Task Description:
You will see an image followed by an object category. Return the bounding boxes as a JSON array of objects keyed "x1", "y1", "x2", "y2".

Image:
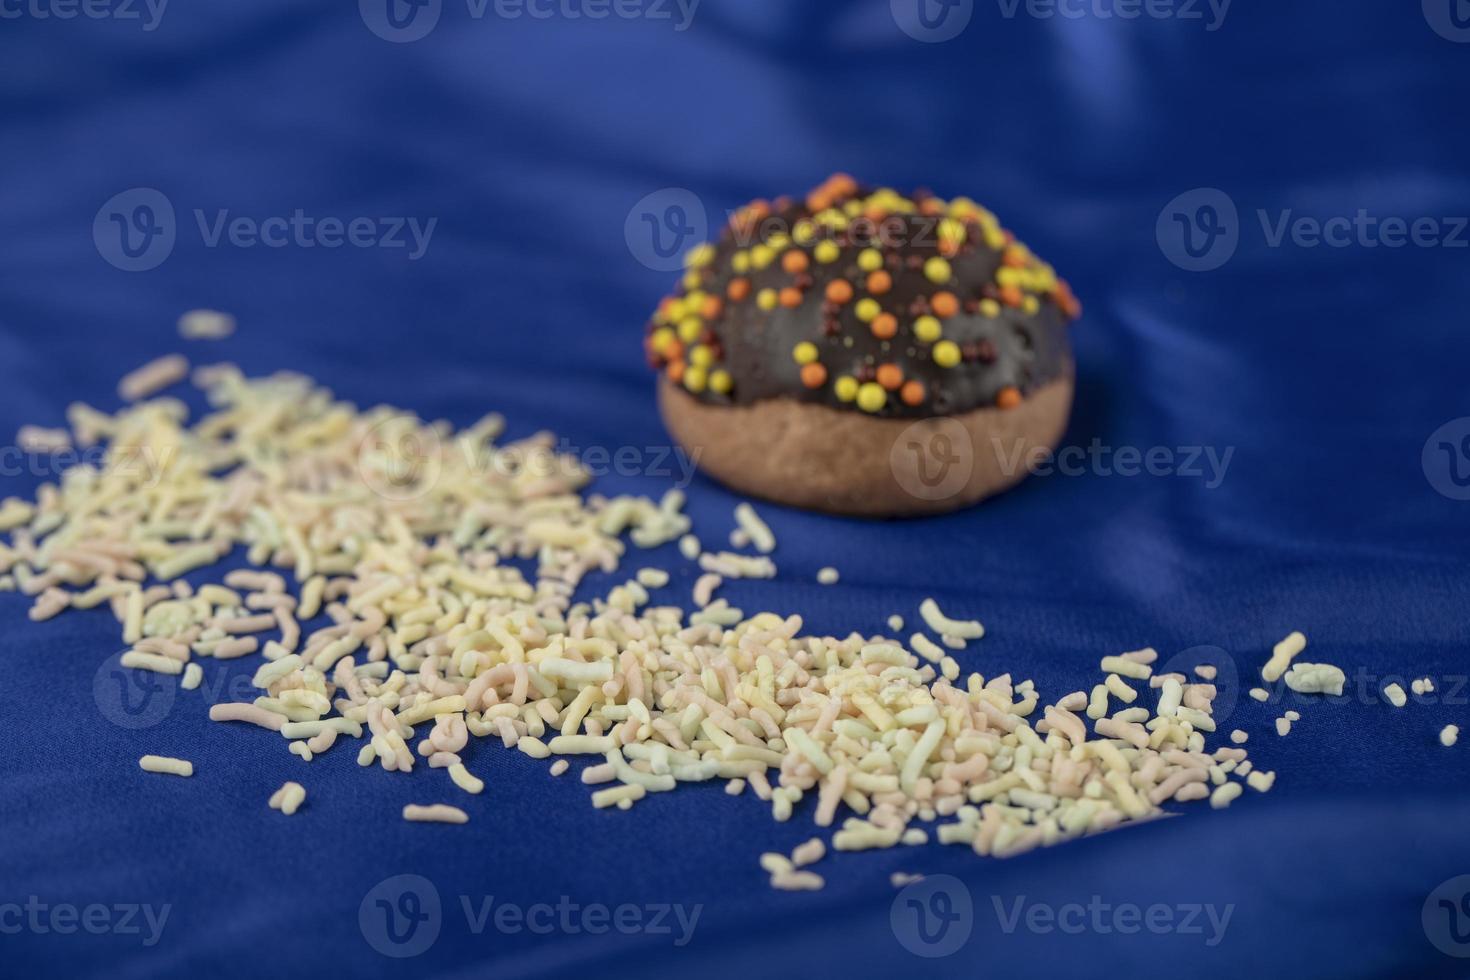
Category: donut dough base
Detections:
[{"x1": 659, "y1": 368, "x2": 1074, "y2": 517}]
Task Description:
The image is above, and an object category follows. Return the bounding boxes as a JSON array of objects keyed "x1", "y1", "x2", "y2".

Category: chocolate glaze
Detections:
[{"x1": 647, "y1": 182, "x2": 1079, "y2": 419}]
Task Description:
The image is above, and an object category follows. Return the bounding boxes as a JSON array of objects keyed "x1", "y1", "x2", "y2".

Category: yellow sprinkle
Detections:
[
  {"x1": 856, "y1": 382, "x2": 887, "y2": 413},
  {"x1": 665, "y1": 298, "x2": 686, "y2": 322},
  {"x1": 843, "y1": 200, "x2": 864, "y2": 217},
  {"x1": 933, "y1": 341, "x2": 961, "y2": 368},
  {"x1": 913, "y1": 315, "x2": 942, "y2": 343},
  {"x1": 834, "y1": 376, "x2": 859, "y2": 402},
  {"x1": 756, "y1": 289, "x2": 779, "y2": 311},
  {"x1": 979, "y1": 298, "x2": 1001, "y2": 317},
  {"x1": 793, "y1": 221, "x2": 817, "y2": 244},
  {"x1": 684, "y1": 243, "x2": 715, "y2": 269},
  {"x1": 751, "y1": 244, "x2": 776, "y2": 269},
  {"x1": 858, "y1": 249, "x2": 883, "y2": 272},
  {"x1": 682, "y1": 270, "x2": 701, "y2": 291},
  {"x1": 677, "y1": 317, "x2": 704, "y2": 343},
  {"x1": 731, "y1": 251, "x2": 750, "y2": 274},
  {"x1": 1022, "y1": 295, "x2": 1040, "y2": 314},
  {"x1": 984, "y1": 226, "x2": 1006, "y2": 250},
  {"x1": 689, "y1": 345, "x2": 714, "y2": 368},
  {"x1": 793, "y1": 342, "x2": 819, "y2": 365},
  {"x1": 684, "y1": 366, "x2": 708, "y2": 393},
  {"x1": 938, "y1": 218, "x2": 966, "y2": 248},
  {"x1": 766, "y1": 234, "x2": 790, "y2": 252},
  {"x1": 649, "y1": 328, "x2": 675, "y2": 354},
  {"x1": 924, "y1": 257, "x2": 952, "y2": 283},
  {"x1": 814, "y1": 240, "x2": 840, "y2": 264},
  {"x1": 855, "y1": 298, "x2": 880, "y2": 323},
  {"x1": 709, "y1": 369, "x2": 733, "y2": 394}
]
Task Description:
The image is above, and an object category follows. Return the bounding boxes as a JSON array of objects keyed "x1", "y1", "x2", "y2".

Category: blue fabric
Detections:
[{"x1": 3, "y1": 2, "x2": 1470, "y2": 977}]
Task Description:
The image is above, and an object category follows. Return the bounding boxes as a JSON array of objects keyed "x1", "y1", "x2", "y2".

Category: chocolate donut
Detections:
[{"x1": 646, "y1": 175, "x2": 1081, "y2": 516}]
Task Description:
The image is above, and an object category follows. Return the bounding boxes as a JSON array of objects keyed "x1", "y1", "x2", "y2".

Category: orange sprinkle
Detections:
[
  {"x1": 900, "y1": 380, "x2": 926, "y2": 406},
  {"x1": 864, "y1": 205, "x2": 889, "y2": 223},
  {"x1": 919, "y1": 198, "x2": 945, "y2": 216},
  {"x1": 727, "y1": 278, "x2": 751, "y2": 302},
  {"x1": 1000, "y1": 284, "x2": 1024, "y2": 307},
  {"x1": 800, "y1": 362, "x2": 828, "y2": 389},
  {"x1": 779, "y1": 287, "x2": 804, "y2": 309},
  {"x1": 1054, "y1": 279, "x2": 1082, "y2": 319},
  {"x1": 807, "y1": 191, "x2": 832, "y2": 213},
  {"x1": 871, "y1": 313, "x2": 897, "y2": 340},
  {"x1": 782, "y1": 250, "x2": 810, "y2": 274},
  {"x1": 996, "y1": 386, "x2": 1022, "y2": 410},
  {"x1": 658, "y1": 296, "x2": 679, "y2": 319},
  {"x1": 866, "y1": 270, "x2": 892, "y2": 295},
  {"x1": 931, "y1": 292, "x2": 959, "y2": 318},
  {"x1": 700, "y1": 296, "x2": 723, "y2": 320},
  {"x1": 826, "y1": 173, "x2": 857, "y2": 198},
  {"x1": 663, "y1": 339, "x2": 684, "y2": 362},
  {"x1": 667, "y1": 360, "x2": 686, "y2": 384},
  {"x1": 938, "y1": 238, "x2": 961, "y2": 257},
  {"x1": 825, "y1": 279, "x2": 854, "y2": 304},
  {"x1": 876, "y1": 363, "x2": 903, "y2": 391},
  {"x1": 1002, "y1": 247, "x2": 1028, "y2": 268}
]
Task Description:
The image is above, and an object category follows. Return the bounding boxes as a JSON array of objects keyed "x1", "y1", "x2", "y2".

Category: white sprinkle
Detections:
[
  {"x1": 1210, "y1": 782, "x2": 1242, "y2": 809},
  {"x1": 178, "y1": 309, "x2": 236, "y2": 340},
  {"x1": 1276, "y1": 718, "x2": 1292, "y2": 737},
  {"x1": 118, "y1": 354, "x2": 189, "y2": 401},
  {"x1": 887, "y1": 615, "x2": 904, "y2": 632},
  {"x1": 678, "y1": 534, "x2": 701, "y2": 561},
  {"x1": 1245, "y1": 770, "x2": 1276, "y2": 793},
  {"x1": 734, "y1": 503, "x2": 776, "y2": 554},
  {"x1": 16, "y1": 425, "x2": 71, "y2": 453},
  {"x1": 918, "y1": 598, "x2": 983, "y2": 641},
  {"x1": 1283, "y1": 663, "x2": 1345, "y2": 696},
  {"x1": 1249, "y1": 688, "x2": 1270, "y2": 702},
  {"x1": 448, "y1": 763, "x2": 484, "y2": 795},
  {"x1": 1383, "y1": 683, "x2": 1407, "y2": 708},
  {"x1": 403, "y1": 804, "x2": 468, "y2": 824},
  {"x1": 635, "y1": 568, "x2": 669, "y2": 589},
  {"x1": 1230, "y1": 729, "x2": 1248, "y2": 745},
  {"x1": 181, "y1": 663, "x2": 202, "y2": 690},
  {"x1": 268, "y1": 781, "x2": 306, "y2": 815},
  {"x1": 139, "y1": 755, "x2": 193, "y2": 777},
  {"x1": 816, "y1": 567, "x2": 839, "y2": 585},
  {"x1": 1262, "y1": 631, "x2": 1306, "y2": 683},
  {"x1": 1441, "y1": 725, "x2": 1459, "y2": 747}
]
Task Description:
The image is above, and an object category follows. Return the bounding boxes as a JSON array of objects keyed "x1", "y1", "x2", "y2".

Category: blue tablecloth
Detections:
[{"x1": 2, "y1": 2, "x2": 1469, "y2": 977}]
